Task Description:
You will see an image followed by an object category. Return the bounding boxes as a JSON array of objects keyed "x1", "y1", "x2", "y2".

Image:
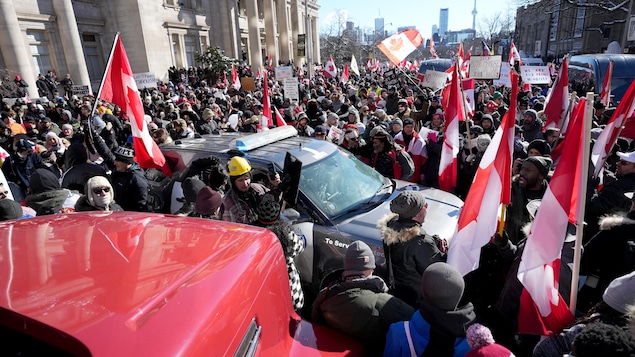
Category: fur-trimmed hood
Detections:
[
  {"x1": 599, "y1": 214, "x2": 635, "y2": 231},
  {"x1": 378, "y1": 213, "x2": 425, "y2": 245}
]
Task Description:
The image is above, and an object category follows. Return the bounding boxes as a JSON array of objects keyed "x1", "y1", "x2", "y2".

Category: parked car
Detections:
[
  {"x1": 0, "y1": 212, "x2": 363, "y2": 356},
  {"x1": 158, "y1": 126, "x2": 464, "y2": 295},
  {"x1": 569, "y1": 54, "x2": 635, "y2": 103}
]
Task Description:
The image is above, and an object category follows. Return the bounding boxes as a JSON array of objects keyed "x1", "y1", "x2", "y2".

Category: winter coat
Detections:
[
  {"x1": 578, "y1": 212, "x2": 635, "y2": 312},
  {"x1": 521, "y1": 119, "x2": 544, "y2": 142},
  {"x1": 369, "y1": 143, "x2": 414, "y2": 181},
  {"x1": 220, "y1": 183, "x2": 268, "y2": 224},
  {"x1": 584, "y1": 172, "x2": 635, "y2": 239},
  {"x1": 312, "y1": 275, "x2": 415, "y2": 355},
  {"x1": 505, "y1": 179, "x2": 548, "y2": 244},
  {"x1": 384, "y1": 303, "x2": 475, "y2": 357},
  {"x1": 379, "y1": 213, "x2": 446, "y2": 308},
  {"x1": 112, "y1": 163, "x2": 148, "y2": 212},
  {"x1": 2, "y1": 153, "x2": 44, "y2": 194},
  {"x1": 74, "y1": 195, "x2": 123, "y2": 212},
  {"x1": 61, "y1": 143, "x2": 108, "y2": 194},
  {"x1": 195, "y1": 118, "x2": 217, "y2": 135},
  {"x1": 25, "y1": 189, "x2": 69, "y2": 215}
]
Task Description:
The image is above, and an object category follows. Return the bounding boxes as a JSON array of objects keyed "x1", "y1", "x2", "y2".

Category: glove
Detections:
[
  {"x1": 435, "y1": 236, "x2": 448, "y2": 253},
  {"x1": 466, "y1": 154, "x2": 475, "y2": 163},
  {"x1": 493, "y1": 231, "x2": 510, "y2": 247}
]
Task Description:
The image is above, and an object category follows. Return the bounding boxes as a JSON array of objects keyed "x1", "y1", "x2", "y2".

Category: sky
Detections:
[{"x1": 318, "y1": 0, "x2": 517, "y2": 39}]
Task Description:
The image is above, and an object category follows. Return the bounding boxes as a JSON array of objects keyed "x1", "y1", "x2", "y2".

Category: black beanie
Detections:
[
  {"x1": 525, "y1": 156, "x2": 552, "y2": 177},
  {"x1": 527, "y1": 139, "x2": 551, "y2": 156},
  {"x1": 28, "y1": 168, "x2": 61, "y2": 195},
  {"x1": 0, "y1": 199, "x2": 23, "y2": 221}
]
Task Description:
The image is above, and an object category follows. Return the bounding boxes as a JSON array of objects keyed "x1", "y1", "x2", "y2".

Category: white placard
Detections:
[
  {"x1": 469, "y1": 55, "x2": 502, "y2": 79},
  {"x1": 275, "y1": 66, "x2": 293, "y2": 81},
  {"x1": 328, "y1": 125, "x2": 343, "y2": 144},
  {"x1": 494, "y1": 62, "x2": 512, "y2": 88},
  {"x1": 133, "y1": 72, "x2": 158, "y2": 89},
  {"x1": 520, "y1": 66, "x2": 551, "y2": 84},
  {"x1": 283, "y1": 77, "x2": 299, "y2": 102},
  {"x1": 422, "y1": 70, "x2": 450, "y2": 91}
]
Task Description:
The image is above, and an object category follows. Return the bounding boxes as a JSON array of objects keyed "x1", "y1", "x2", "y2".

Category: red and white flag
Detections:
[
  {"x1": 377, "y1": 29, "x2": 423, "y2": 65},
  {"x1": 100, "y1": 34, "x2": 169, "y2": 176},
  {"x1": 462, "y1": 78, "x2": 475, "y2": 118},
  {"x1": 600, "y1": 60, "x2": 613, "y2": 106},
  {"x1": 267, "y1": 54, "x2": 273, "y2": 68},
  {"x1": 223, "y1": 71, "x2": 229, "y2": 88},
  {"x1": 517, "y1": 100, "x2": 585, "y2": 336},
  {"x1": 262, "y1": 71, "x2": 273, "y2": 128},
  {"x1": 448, "y1": 73, "x2": 518, "y2": 275},
  {"x1": 509, "y1": 41, "x2": 523, "y2": 67},
  {"x1": 341, "y1": 64, "x2": 350, "y2": 83},
  {"x1": 621, "y1": 114, "x2": 635, "y2": 139},
  {"x1": 438, "y1": 64, "x2": 464, "y2": 192},
  {"x1": 232, "y1": 64, "x2": 241, "y2": 90},
  {"x1": 430, "y1": 38, "x2": 439, "y2": 59},
  {"x1": 274, "y1": 106, "x2": 287, "y2": 127},
  {"x1": 323, "y1": 56, "x2": 337, "y2": 79},
  {"x1": 591, "y1": 76, "x2": 635, "y2": 176},
  {"x1": 544, "y1": 57, "x2": 570, "y2": 131}
]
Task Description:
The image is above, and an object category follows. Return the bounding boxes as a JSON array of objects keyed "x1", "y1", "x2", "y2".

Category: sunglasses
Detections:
[
  {"x1": 92, "y1": 187, "x2": 111, "y2": 195},
  {"x1": 0, "y1": 190, "x2": 8, "y2": 197}
]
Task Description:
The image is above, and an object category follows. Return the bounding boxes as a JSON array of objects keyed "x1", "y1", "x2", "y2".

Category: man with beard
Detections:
[
  {"x1": 505, "y1": 156, "x2": 551, "y2": 244},
  {"x1": 369, "y1": 130, "x2": 414, "y2": 181}
]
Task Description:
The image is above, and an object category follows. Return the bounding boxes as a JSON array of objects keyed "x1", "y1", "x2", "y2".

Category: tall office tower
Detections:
[
  {"x1": 432, "y1": 24, "x2": 438, "y2": 37},
  {"x1": 375, "y1": 17, "x2": 385, "y2": 35},
  {"x1": 439, "y1": 8, "x2": 449, "y2": 37}
]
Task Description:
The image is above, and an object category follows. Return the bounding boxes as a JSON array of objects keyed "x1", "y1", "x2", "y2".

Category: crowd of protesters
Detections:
[{"x1": 0, "y1": 61, "x2": 634, "y2": 357}]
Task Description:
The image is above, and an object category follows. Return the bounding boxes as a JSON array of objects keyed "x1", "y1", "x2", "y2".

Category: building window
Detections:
[
  {"x1": 82, "y1": 34, "x2": 103, "y2": 80},
  {"x1": 184, "y1": 35, "x2": 196, "y2": 67},
  {"x1": 26, "y1": 30, "x2": 53, "y2": 76},
  {"x1": 171, "y1": 34, "x2": 182, "y2": 67},
  {"x1": 574, "y1": 2, "x2": 586, "y2": 38}
]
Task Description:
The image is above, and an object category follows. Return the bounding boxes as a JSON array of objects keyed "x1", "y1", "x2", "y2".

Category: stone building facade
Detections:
[{"x1": 0, "y1": 0, "x2": 320, "y2": 97}]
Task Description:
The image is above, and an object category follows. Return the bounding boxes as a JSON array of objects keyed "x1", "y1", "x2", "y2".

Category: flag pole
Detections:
[
  {"x1": 394, "y1": 66, "x2": 428, "y2": 96},
  {"x1": 92, "y1": 32, "x2": 121, "y2": 118},
  {"x1": 569, "y1": 92, "x2": 593, "y2": 314}
]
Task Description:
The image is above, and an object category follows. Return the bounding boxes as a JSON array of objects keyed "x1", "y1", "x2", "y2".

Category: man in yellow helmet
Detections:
[{"x1": 220, "y1": 156, "x2": 270, "y2": 224}]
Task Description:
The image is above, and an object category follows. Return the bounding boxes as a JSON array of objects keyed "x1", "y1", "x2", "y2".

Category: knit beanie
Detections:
[
  {"x1": 390, "y1": 191, "x2": 426, "y2": 219},
  {"x1": 524, "y1": 156, "x2": 552, "y2": 177},
  {"x1": 202, "y1": 107, "x2": 214, "y2": 120},
  {"x1": 85, "y1": 176, "x2": 114, "y2": 208},
  {"x1": 195, "y1": 187, "x2": 223, "y2": 216},
  {"x1": 28, "y1": 168, "x2": 61, "y2": 194},
  {"x1": 256, "y1": 193, "x2": 281, "y2": 223},
  {"x1": 465, "y1": 323, "x2": 514, "y2": 357},
  {"x1": 602, "y1": 271, "x2": 635, "y2": 314},
  {"x1": 182, "y1": 177, "x2": 206, "y2": 203},
  {"x1": 343, "y1": 240, "x2": 376, "y2": 277},
  {"x1": 527, "y1": 139, "x2": 551, "y2": 156},
  {"x1": 114, "y1": 146, "x2": 135, "y2": 165},
  {"x1": 0, "y1": 199, "x2": 23, "y2": 221},
  {"x1": 421, "y1": 262, "x2": 465, "y2": 311},
  {"x1": 392, "y1": 118, "x2": 403, "y2": 128}
]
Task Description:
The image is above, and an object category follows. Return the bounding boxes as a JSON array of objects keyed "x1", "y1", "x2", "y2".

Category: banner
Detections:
[
  {"x1": 275, "y1": 66, "x2": 293, "y2": 81},
  {"x1": 520, "y1": 66, "x2": 551, "y2": 84},
  {"x1": 494, "y1": 63, "x2": 512, "y2": 88},
  {"x1": 133, "y1": 72, "x2": 158, "y2": 89},
  {"x1": 422, "y1": 70, "x2": 450, "y2": 91},
  {"x1": 469, "y1": 55, "x2": 502, "y2": 79},
  {"x1": 283, "y1": 77, "x2": 299, "y2": 103},
  {"x1": 72, "y1": 85, "x2": 90, "y2": 97}
]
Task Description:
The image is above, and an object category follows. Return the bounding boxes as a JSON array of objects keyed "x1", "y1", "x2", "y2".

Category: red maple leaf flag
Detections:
[
  {"x1": 544, "y1": 57, "x2": 570, "y2": 131},
  {"x1": 509, "y1": 41, "x2": 523, "y2": 67},
  {"x1": 438, "y1": 64, "x2": 464, "y2": 192},
  {"x1": 377, "y1": 29, "x2": 423, "y2": 65},
  {"x1": 448, "y1": 72, "x2": 518, "y2": 275},
  {"x1": 232, "y1": 64, "x2": 241, "y2": 90},
  {"x1": 100, "y1": 34, "x2": 169, "y2": 176},
  {"x1": 462, "y1": 78, "x2": 475, "y2": 118},
  {"x1": 323, "y1": 57, "x2": 337, "y2": 78},
  {"x1": 262, "y1": 71, "x2": 273, "y2": 128},
  {"x1": 600, "y1": 60, "x2": 613, "y2": 106},
  {"x1": 591, "y1": 76, "x2": 635, "y2": 176},
  {"x1": 517, "y1": 100, "x2": 586, "y2": 336}
]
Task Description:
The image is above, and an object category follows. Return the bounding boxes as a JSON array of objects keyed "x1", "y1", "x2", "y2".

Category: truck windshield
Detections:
[{"x1": 299, "y1": 148, "x2": 384, "y2": 218}]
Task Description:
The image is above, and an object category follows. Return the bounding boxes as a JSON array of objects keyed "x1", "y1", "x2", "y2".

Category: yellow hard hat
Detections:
[{"x1": 228, "y1": 156, "x2": 251, "y2": 177}]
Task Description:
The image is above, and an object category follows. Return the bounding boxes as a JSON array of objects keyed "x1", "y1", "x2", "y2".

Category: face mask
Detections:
[{"x1": 93, "y1": 195, "x2": 111, "y2": 209}]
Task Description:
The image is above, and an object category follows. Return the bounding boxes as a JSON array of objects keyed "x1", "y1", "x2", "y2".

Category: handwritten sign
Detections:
[
  {"x1": 133, "y1": 72, "x2": 157, "y2": 89},
  {"x1": 275, "y1": 66, "x2": 293, "y2": 80},
  {"x1": 422, "y1": 70, "x2": 450, "y2": 91},
  {"x1": 469, "y1": 55, "x2": 502, "y2": 79},
  {"x1": 520, "y1": 66, "x2": 551, "y2": 84},
  {"x1": 494, "y1": 62, "x2": 512, "y2": 88},
  {"x1": 71, "y1": 85, "x2": 90, "y2": 97},
  {"x1": 283, "y1": 77, "x2": 299, "y2": 102}
]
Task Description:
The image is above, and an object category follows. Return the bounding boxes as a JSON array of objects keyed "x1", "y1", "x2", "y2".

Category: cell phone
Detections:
[{"x1": 267, "y1": 162, "x2": 277, "y2": 177}]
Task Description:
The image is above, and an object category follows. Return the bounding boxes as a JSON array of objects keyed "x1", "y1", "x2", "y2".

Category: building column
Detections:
[
  {"x1": 0, "y1": 0, "x2": 38, "y2": 98},
  {"x1": 246, "y1": 0, "x2": 263, "y2": 72},
  {"x1": 311, "y1": 16, "x2": 320, "y2": 65},
  {"x1": 264, "y1": 0, "x2": 279, "y2": 66},
  {"x1": 276, "y1": 0, "x2": 290, "y2": 63},
  {"x1": 52, "y1": 0, "x2": 91, "y2": 92}
]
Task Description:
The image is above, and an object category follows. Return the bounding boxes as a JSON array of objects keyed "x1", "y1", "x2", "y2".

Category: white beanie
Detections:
[
  {"x1": 86, "y1": 176, "x2": 114, "y2": 208},
  {"x1": 603, "y1": 271, "x2": 635, "y2": 314}
]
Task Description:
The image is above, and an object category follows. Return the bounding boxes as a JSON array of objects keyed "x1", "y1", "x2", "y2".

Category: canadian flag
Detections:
[
  {"x1": 600, "y1": 60, "x2": 613, "y2": 106},
  {"x1": 341, "y1": 64, "x2": 349, "y2": 83},
  {"x1": 591, "y1": 76, "x2": 635, "y2": 176},
  {"x1": 438, "y1": 64, "x2": 464, "y2": 192},
  {"x1": 544, "y1": 57, "x2": 570, "y2": 131},
  {"x1": 430, "y1": 37, "x2": 439, "y2": 59},
  {"x1": 274, "y1": 106, "x2": 287, "y2": 127},
  {"x1": 100, "y1": 34, "x2": 169, "y2": 176},
  {"x1": 462, "y1": 78, "x2": 475, "y2": 118},
  {"x1": 509, "y1": 41, "x2": 523, "y2": 67},
  {"x1": 378, "y1": 29, "x2": 423, "y2": 65},
  {"x1": 448, "y1": 73, "x2": 518, "y2": 275},
  {"x1": 323, "y1": 56, "x2": 337, "y2": 79},
  {"x1": 232, "y1": 64, "x2": 241, "y2": 90},
  {"x1": 517, "y1": 100, "x2": 586, "y2": 336},
  {"x1": 262, "y1": 71, "x2": 273, "y2": 128},
  {"x1": 350, "y1": 55, "x2": 360, "y2": 76}
]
